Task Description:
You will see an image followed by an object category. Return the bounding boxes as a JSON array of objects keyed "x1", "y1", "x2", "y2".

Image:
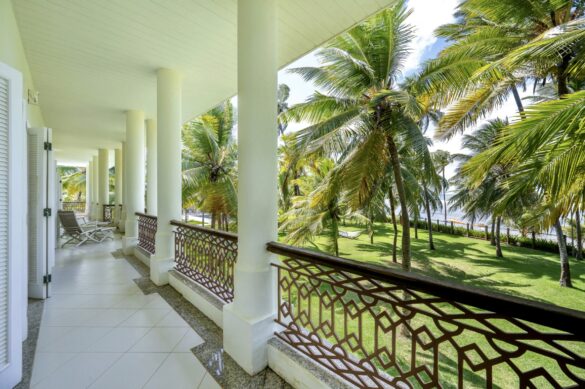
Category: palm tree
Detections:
[
  {"x1": 466, "y1": 92, "x2": 585, "y2": 285},
  {"x1": 182, "y1": 100, "x2": 237, "y2": 231},
  {"x1": 277, "y1": 84, "x2": 291, "y2": 135},
  {"x1": 284, "y1": 1, "x2": 433, "y2": 271},
  {"x1": 59, "y1": 166, "x2": 86, "y2": 201},
  {"x1": 419, "y1": 0, "x2": 584, "y2": 140},
  {"x1": 278, "y1": 134, "x2": 304, "y2": 212},
  {"x1": 280, "y1": 158, "x2": 344, "y2": 256},
  {"x1": 432, "y1": 150, "x2": 452, "y2": 223}
]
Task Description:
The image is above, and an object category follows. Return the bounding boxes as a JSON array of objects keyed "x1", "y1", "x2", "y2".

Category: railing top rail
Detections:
[
  {"x1": 135, "y1": 212, "x2": 158, "y2": 219},
  {"x1": 267, "y1": 241, "x2": 585, "y2": 336},
  {"x1": 170, "y1": 219, "x2": 238, "y2": 241}
]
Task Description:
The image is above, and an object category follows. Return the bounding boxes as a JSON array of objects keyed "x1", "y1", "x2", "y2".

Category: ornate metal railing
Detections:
[
  {"x1": 103, "y1": 204, "x2": 115, "y2": 222},
  {"x1": 136, "y1": 212, "x2": 157, "y2": 255},
  {"x1": 268, "y1": 242, "x2": 585, "y2": 389},
  {"x1": 171, "y1": 220, "x2": 237, "y2": 303},
  {"x1": 62, "y1": 201, "x2": 86, "y2": 213}
]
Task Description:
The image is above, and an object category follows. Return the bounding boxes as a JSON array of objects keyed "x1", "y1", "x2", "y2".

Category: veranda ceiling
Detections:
[{"x1": 12, "y1": 0, "x2": 392, "y2": 164}]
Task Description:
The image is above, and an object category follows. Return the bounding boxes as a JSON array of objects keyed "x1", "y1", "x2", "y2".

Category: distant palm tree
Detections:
[
  {"x1": 280, "y1": 158, "x2": 345, "y2": 256},
  {"x1": 432, "y1": 150, "x2": 452, "y2": 223},
  {"x1": 284, "y1": 1, "x2": 433, "y2": 271},
  {"x1": 182, "y1": 101, "x2": 237, "y2": 231},
  {"x1": 59, "y1": 166, "x2": 86, "y2": 201}
]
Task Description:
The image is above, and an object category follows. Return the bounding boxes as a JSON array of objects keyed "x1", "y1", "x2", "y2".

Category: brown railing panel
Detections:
[
  {"x1": 171, "y1": 220, "x2": 237, "y2": 303},
  {"x1": 268, "y1": 241, "x2": 585, "y2": 389},
  {"x1": 136, "y1": 212, "x2": 157, "y2": 255},
  {"x1": 103, "y1": 204, "x2": 115, "y2": 222},
  {"x1": 62, "y1": 201, "x2": 86, "y2": 213}
]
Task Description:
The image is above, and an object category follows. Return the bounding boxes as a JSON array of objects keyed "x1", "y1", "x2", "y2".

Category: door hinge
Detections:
[
  {"x1": 43, "y1": 274, "x2": 52, "y2": 284},
  {"x1": 44, "y1": 141, "x2": 52, "y2": 151},
  {"x1": 43, "y1": 208, "x2": 52, "y2": 217}
]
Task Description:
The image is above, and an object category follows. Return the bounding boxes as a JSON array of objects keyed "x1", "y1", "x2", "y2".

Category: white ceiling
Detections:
[{"x1": 13, "y1": 0, "x2": 392, "y2": 165}]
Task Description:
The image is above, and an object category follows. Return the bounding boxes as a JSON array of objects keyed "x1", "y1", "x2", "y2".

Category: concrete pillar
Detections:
[
  {"x1": 122, "y1": 110, "x2": 146, "y2": 254},
  {"x1": 146, "y1": 119, "x2": 157, "y2": 215},
  {"x1": 151, "y1": 69, "x2": 181, "y2": 285},
  {"x1": 98, "y1": 148, "x2": 109, "y2": 221},
  {"x1": 119, "y1": 142, "x2": 127, "y2": 231},
  {"x1": 223, "y1": 0, "x2": 278, "y2": 375},
  {"x1": 86, "y1": 161, "x2": 92, "y2": 216},
  {"x1": 114, "y1": 148, "x2": 123, "y2": 225},
  {"x1": 92, "y1": 155, "x2": 99, "y2": 220}
]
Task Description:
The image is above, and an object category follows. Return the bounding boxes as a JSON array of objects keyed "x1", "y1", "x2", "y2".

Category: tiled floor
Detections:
[{"x1": 30, "y1": 237, "x2": 220, "y2": 389}]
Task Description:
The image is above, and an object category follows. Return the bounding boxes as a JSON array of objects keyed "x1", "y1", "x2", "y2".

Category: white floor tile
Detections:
[
  {"x1": 80, "y1": 308, "x2": 137, "y2": 327},
  {"x1": 41, "y1": 308, "x2": 101, "y2": 327},
  {"x1": 86, "y1": 327, "x2": 151, "y2": 353},
  {"x1": 120, "y1": 308, "x2": 171, "y2": 327},
  {"x1": 156, "y1": 310, "x2": 190, "y2": 327},
  {"x1": 144, "y1": 353, "x2": 207, "y2": 389},
  {"x1": 89, "y1": 353, "x2": 168, "y2": 389},
  {"x1": 37, "y1": 326, "x2": 113, "y2": 353},
  {"x1": 33, "y1": 352, "x2": 122, "y2": 389},
  {"x1": 30, "y1": 352, "x2": 76, "y2": 385},
  {"x1": 129, "y1": 327, "x2": 188, "y2": 353},
  {"x1": 173, "y1": 330, "x2": 205, "y2": 352},
  {"x1": 198, "y1": 373, "x2": 222, "y2": 389}
]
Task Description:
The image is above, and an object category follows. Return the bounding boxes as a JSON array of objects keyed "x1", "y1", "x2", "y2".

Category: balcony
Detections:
[{"x1": 2, "y1": 0, "x2": 585, "y2": 388}]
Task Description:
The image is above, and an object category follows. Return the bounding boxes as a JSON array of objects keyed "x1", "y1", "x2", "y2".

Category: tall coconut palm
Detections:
[
  {"x1": 182, "y1": 101, "x2": 237, "y2": 231},
  {"x1": 284, "y1": 1, "x2": 433, "y2": 271},
  {"x1": 419, "y1": 0, "x2": 584, "y2": 140},
  {"x1": 467, "y1": 91, "x2": 585, "y2": 285}
]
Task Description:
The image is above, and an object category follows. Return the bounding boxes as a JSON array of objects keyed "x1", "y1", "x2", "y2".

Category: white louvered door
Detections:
[
  {"x1": 27, "y1": 127, "x2": 54, "y2": 299},
  {"x1": 0, "y1": 62, "x2": 26, "y2": 389}
]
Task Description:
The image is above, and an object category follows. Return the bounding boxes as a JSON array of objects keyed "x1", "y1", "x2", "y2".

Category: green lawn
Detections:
[
  {"x1": 276, "y1": 223, "x2": 585, "y2": 387},
  {"x1": 293, "y1": 222, "x2": 585, "y2": 312}
]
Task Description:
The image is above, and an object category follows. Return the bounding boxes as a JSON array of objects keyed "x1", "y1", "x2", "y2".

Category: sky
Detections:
[{"x1": 277, "y1": 0, "x2": 526, "y2": 179}]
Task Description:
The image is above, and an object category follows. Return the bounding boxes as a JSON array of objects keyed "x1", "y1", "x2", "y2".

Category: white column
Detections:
[
  {"x1": 92, "y1": 155, "x2": 99, "y2": 220},
  {"x1": 98, "y1": 148, "x2": 109, "y2": 221},
  {"x1": 146, "y1": 119, "x2": 157, "y2": 215},
  {"x1": 151, "y1": 69, "x2": 181, "y2": 285},
  {"x1": 119, "y1": 142, "x2": 127, "y2": 231},
  {"x1": 223, "y1": 0, "x2": 278, "y2": 375},
  {"x1": 114, "y1": 148, "x2": 123, "y2": 224},
  {"x1": 86, "y1": 161, "x2": 92, "y2": 216},
  {"x1": 123, "y1": 110, "x2": 146, "y2": 254}
]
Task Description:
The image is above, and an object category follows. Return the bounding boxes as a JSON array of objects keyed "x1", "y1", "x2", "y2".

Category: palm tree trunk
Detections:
[
  {"x1": 442, "y1": 169, "x2": 447, "y2": 222},
  {"x1": 423, "y1": 186, "x2": 435, "y2": 250},
  {"x1": 388, "y1": 136, "x2": 411, "y2": 271},
  {"x1": 554, "y1": 218, "x2": 572, "y2": 287},
  {"x1": 389, "y1": 186, "x2": 398, "y2": 264},
  {"x1": 576, "y1": 209, "x2": 583, "y2": 260},
  {"x1": 511, "y1": 85, "x2": 525, "y2": 117},
  {"x1": 490, "y1": 216, "x2": 496, "y2": 246},
  {"x1": 495, "y1": 216, "x2": 503, "y2": 258},
  {"x1": 414, "y1": 212, "x2": 419, "y2": 240},
  {"x1": 331, "y1": 214, "x2": 340, "y2": 257}
]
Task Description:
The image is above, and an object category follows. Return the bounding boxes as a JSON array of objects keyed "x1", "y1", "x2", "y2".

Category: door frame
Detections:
[{"x1": 0, "y1": 61, "x2": 26, "y2": 389}]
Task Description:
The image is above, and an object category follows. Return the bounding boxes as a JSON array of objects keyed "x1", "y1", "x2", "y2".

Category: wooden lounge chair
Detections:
[{"x1": 58, "y1": 210, "x2": 114, "y2": 247}]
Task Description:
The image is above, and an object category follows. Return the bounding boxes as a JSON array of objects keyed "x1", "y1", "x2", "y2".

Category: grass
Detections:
[
  {"x1": 276, "y1": 222, "x2": 585, "y2": 388},
  {"x1": 296, "y1": 222, "x2": 585, "y2": 311}
]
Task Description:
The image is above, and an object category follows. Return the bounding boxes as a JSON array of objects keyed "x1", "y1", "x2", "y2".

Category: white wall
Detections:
[{"x1": 0, "y1": 0, "x2": 45, "y2": 128}]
